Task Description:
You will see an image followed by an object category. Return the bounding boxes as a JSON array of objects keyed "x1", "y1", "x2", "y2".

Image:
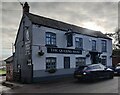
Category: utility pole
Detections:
[
  {"x1": 17, "y1": 0, "x2": 23, "y2": 8},
  {"x1": 12, "y1": 43, "x2": 14, "y2": 54}
]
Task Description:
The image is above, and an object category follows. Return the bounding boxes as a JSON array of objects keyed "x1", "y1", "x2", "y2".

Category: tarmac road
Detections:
[{"x1": 2, "y1": 76, "x2": 119, "y2": 94}]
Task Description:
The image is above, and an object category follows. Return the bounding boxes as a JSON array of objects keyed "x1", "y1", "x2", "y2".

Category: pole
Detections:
[{"x1": 12, "y1": 43, "x2": 14, "y2": 54}]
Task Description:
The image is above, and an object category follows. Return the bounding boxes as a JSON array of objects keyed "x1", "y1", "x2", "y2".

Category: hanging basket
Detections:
[
  {"x1": 86, "y1": 53, "x2": 90, "y2": 57},
  {"x1": 38, "y1": 50, "x2": 44, "y2": 56}
]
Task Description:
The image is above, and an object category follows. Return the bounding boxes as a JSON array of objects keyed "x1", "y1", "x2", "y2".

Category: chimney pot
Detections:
[{"x1": 23, "y1": 2, "x2": 29, "y2": 13}]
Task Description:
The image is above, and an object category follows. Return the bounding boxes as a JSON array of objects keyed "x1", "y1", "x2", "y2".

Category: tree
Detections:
[{"x1": 105, "y1": 28, "x2": 120, "y2": 49}]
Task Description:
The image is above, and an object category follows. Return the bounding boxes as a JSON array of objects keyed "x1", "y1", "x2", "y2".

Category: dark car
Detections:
[
  {"x1": 74, "y1": 64, "x2": 114, "y2": 81},
  {"x1": 114, "y1": 65, "x2": 120, "y2": 75}
]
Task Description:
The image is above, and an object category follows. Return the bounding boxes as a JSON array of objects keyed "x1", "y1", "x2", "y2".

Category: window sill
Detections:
[
  {"x1": 75, "y1": 48, "x2": 83, "y2": 50},
  {"x1": 102, "y1": 51, "x2": 107, "y2": 53},
  {"x1": 45, "y1": 45, "x2": 57, "y2": 47},
  {"x1": 45, "y1": 69, "x2": 57, "y2": 73}
]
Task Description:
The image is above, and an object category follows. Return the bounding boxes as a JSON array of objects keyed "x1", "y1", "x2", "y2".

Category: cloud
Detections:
[
  {"x1": 1, "y1": 2, "x2": 118, "y2": 60},
  {"x1": 29, "y1": 2, "x2": 118, "y2": 33}
]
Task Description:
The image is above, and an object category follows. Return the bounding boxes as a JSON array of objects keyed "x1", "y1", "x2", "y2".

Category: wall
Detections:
[
  {"x1": 31, "y1": 25, "x2": 112, "y2": 78},
  {"x1": 14, "y1": 14, "x2": 33, "y2": 83}
]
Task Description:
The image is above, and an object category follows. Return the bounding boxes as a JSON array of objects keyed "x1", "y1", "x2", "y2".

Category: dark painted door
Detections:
[
  {"x1": 64, "y1": 57, "x2": 70, "y2": 69},
  {"x1": 90, "y1": 52, "x2": 99, "y2": 64}
]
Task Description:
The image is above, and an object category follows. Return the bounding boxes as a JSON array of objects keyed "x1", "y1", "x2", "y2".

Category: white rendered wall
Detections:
[{"x1": 31, "y1": 24, "x2": 112, "y2": 72}]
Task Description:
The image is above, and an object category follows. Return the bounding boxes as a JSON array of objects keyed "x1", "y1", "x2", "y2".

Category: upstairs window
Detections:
[
  {"x1": 67, "y1": 33, "x2": 73, "y2": 47},
  {"x1": 46, "y1": 32, "x2": 56, "y2": 46},
  {"x1": 92, "y1": 40, "x2": 96, "y2": 51},
  {"x1": 101, "y1": 40, "x2": 107, "y2": 52},
  {"x1": 75, "y1": 37, "x2": 83, "y2": 49}
]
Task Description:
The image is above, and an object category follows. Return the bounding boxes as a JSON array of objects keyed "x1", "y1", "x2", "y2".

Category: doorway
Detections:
[
  {"x1": 89, "y1": 52, "x2": 99, "y2": 64},
  {"x1": 64, "y1": 57, "x2": 70, "y2": 69}
]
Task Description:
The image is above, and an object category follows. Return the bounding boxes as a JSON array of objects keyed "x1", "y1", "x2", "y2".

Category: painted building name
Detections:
[{"x1": 47, "y1": 47, "x2": 82, "y2": 54}]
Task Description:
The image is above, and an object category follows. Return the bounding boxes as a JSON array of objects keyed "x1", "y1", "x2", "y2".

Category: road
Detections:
[{"x1": 2, "y1": 76, "x2": 119, "y2": 94}]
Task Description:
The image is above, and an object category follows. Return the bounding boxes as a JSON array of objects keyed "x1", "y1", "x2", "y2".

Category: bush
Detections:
[{"x1": 47, "y1": 69, "x2": 56, "y2": 73}]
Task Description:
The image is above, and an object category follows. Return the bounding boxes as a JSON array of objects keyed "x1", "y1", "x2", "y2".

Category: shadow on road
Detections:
[{"x1": 73, "y1": 78, "x2": 114, "y2": 84}]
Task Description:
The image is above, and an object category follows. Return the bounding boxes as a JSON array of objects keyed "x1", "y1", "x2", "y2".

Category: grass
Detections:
[{"x1": 0, "y1": 70, "x2": 6, "y2": 75}]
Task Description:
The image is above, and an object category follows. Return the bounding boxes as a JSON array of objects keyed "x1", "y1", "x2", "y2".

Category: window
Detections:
[
  {"x1": 75, "y1": 37, "x2": 83, "y2": 49},
  {"x1": 67, "y1": 34, "x2": 73, "y2": 47},
  {"x1": 101, "y1": 40, "x2": 107, "y2": 52},
  {"x1": 76, "y1": 57, "x2": 85, "y2": 68},
  {"x1": 101, "y1": 56, "x2": 107, "y2": 66},
  {"x1": 46, "y1": 57, "x2": 56, "y2": 70},
  {"x1": 46, "y1": 32, "x2": 56, "y2": 46},
  {"x1": 92, "y1": 40, "x2": 96, "y2": 51}
]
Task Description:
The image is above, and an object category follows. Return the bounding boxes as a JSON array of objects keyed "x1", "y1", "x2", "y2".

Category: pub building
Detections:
[{"x1": 13, "y1": 2, "x2": 112, "y2": 83}]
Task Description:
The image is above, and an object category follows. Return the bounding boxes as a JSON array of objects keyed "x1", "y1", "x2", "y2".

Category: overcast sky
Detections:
[{"x1": 0, "y1": 1, "x2": 119, "y2": 60}]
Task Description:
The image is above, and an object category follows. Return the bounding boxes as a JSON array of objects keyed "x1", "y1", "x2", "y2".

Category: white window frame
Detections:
[{"x1": 46, "y1": 57, "x2": 56, "y2": 70}]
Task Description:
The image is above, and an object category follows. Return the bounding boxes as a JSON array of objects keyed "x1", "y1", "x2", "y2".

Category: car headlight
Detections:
[{"x1": 83, "y1": 72, "x2": 86, "y2": 75}]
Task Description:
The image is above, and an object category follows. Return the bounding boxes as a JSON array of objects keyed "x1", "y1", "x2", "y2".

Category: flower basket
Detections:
[
  {"x1": 38, "y1": 50, "x2": 44, "y2": 56},
  {"x1": 47, "y1": 69, "x2": 56, "y2": 73},
  {"x1": 86, "y1": 53, "x2": 90, "y2": 57}
]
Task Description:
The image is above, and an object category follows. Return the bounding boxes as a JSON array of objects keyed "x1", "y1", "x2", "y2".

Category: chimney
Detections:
[{"x1": 23, "y1": 2, "x2": 29, "y2": 13}]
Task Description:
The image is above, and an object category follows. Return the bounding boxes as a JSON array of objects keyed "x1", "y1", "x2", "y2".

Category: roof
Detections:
[
  {"x1": 25, "y1": 12, "x2": 111, "y2": 39},
  {"x1": 4, "y1": 56, "x2": 13, "y2": 63}
]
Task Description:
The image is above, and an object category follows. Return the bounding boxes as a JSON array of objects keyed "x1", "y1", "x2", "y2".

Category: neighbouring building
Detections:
[
  {"x1": 13, "y1": 2, "x2": 112, "y2": 83},
  {"x1": 112, "y1": 49, "x2": 120, "y2": 67},
  {"x1": 4, "y1": 56, "x2": 13, "y2": 81}
]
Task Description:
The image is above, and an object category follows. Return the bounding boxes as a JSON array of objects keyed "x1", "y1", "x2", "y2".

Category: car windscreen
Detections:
[{"x1": 84, "y1": 65, "x2": 101, "y2": 71}]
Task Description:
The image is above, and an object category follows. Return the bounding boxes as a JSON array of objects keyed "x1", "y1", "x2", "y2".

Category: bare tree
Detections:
[{"x1": 105, "y1": 28, "x2": 120, "y2": 49}]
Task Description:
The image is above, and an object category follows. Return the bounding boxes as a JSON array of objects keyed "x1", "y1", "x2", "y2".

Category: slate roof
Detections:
[
  {"x1": 4, "y1": 56, "x2": 13, "y2": 63},
  {"x1": 25, "y1": 12, "x2": 111, "y2": 39}
]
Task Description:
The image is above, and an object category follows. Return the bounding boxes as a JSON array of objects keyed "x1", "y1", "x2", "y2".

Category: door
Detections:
[
  {"x1": 89, "y1": 52, "x2": 99, "y2": 64},
  {"x1": 64, "y1": 57, "x2": 70, "y2": 69}
]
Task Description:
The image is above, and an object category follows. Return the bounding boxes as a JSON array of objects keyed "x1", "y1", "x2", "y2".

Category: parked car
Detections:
[
  {"x1": 74, "y1": 64, "x2": 114, "y2": 81},
  {"x1": 114, "y1": 65, "x2": 120, "y2": 75}
]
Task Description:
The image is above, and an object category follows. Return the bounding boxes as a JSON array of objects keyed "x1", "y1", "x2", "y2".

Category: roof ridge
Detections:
[
  {"x1": 27, "y1": 12, "x2": 99, "y2": 32},
  {"x1": 25, "y1": 12, "x2": 111, "y2": 39}
]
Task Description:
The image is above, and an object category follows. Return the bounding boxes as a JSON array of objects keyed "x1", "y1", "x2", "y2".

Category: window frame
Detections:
[
  {"x1": 67, "y1": 33, "x2": 73, "y2": 47},
  {"x1": 92, "y1": 40, "x2": 96, "y2": 51},
  {"x1": 46, "y1": 32, "x2": 56, "y2": 46},
  {"x1": 101, "y1": 40, "x2": 107, "y2": 52},
  {"x1": 46, "y1": 57, "x2": 56, "y2": 70},
  {"x1": 75, "y1": 37, "x2": 83, "y2": 49}
]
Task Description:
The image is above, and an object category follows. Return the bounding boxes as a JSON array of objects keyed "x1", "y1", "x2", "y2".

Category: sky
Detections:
[{"x1": 0, "y1": 0, "x2": 119, "y2": 60}]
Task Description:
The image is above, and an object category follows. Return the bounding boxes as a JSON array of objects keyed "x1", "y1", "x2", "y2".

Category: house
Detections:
[
  {"x1": 4, "y1": 56, "x2": 13, "y2": 81},
  {"x1": 112, "y1": 49, "x2": 120, "y2": 67},
  {"x1": 13, "y1": 2, "x2": 112, "y2": 83}
]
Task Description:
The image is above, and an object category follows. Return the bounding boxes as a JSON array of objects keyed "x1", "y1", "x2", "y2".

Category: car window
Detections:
[
  {"x1": 91, "y1": 65, "x2": 101, "y2": 69},
  {"x1": 84, "y1": 65, "x2": 101, "y2": 70}
]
